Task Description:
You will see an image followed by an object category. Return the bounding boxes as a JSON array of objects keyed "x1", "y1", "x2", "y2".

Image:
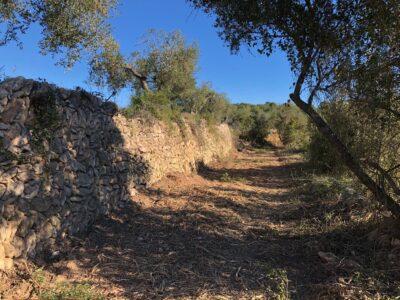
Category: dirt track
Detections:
[
  {"x1": 20, "y1": 148, "x2": 397, "y2": 299},
  {"x1": 41, "y1": 149, "x2": 339, "y2": 299}
]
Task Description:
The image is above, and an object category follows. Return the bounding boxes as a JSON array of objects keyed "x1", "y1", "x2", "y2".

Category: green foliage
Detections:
[
  {"x1": 31, "y1": 268, "x2": 47, "y2": 286},
  {"x1": 0, "y1": 0, "x2": 117, "y2": 68},
  {"x1": 307, "y1": 99, "x2": 400, "y2": 178},
  {"x1": 229, "y1": 102, "x2": 309, "y2": 148},
  {"x1": 124, "y1": 90, "x2": 182, "y2": 124},
  {"x1": 189, "y1": 0, "x2": 400, "y2": 216},
  {"x1": 133, "y1": 30, "x2": 198, "y2": 98},
  {"x1": 89, "y1": 37, "x2": 129, "y2": 92},
  {"x1": 229, "y1": 103, "x2": 254, "y2": 135},
  {"x1": 220, "y1": 172, "x2": 232, "y2": 182},
  {"x1": 229, "y1": 102, "x2": 279, "y2": 144},
  {"x1": 275, "y1": 104, "x2": 309, "y2": 150},
  {"x1": 296, "y1": 174, "x2": 353, "y2": 201},
  {"x1": 30, "y1": 267, "x2": 103, "y2": 300},
  {"x1": 265, "y1": 268, "x2": 289, "y2": 300},
  {"x1": 119, "y1": 30, "x2": 232, "y2": 127},
  {"x1": 39, "y1": 282, "x2": 104, "y2": 300},
  {"x1": 191, "y1": 85, "x2": 231, "y2": 125},
  {"x1": 220, "y1": 171, "x2": 246, "y2": 183}
]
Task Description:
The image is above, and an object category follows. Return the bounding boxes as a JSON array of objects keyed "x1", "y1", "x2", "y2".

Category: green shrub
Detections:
[
  {"x1": 306, "y1": 101, "x2": 367, "y2": 174},
  {"x1": 124, "y1": 90, "x2": 182, "y2": 124},
  {"x1": 275, "y1": 104, "x2": 310, "y2": 150}
]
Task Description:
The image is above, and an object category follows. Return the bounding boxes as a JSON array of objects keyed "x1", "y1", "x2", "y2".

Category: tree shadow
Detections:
[
  {"x1": 198, "y1": 159, "x2": 307, "y2": 191},
  {"x1": 52, "y1": 192, "x2": 397, "y2": 299},
  {"x1": 52, "y1": 200, "x2": 318, "y2": 299}
]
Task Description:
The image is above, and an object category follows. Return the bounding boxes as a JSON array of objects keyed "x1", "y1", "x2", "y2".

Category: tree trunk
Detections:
[
  {"x1": 125, "y1": 66, "x2": 150, "y2": 92},
  {"x1": 290, "y1": 93, "x2": 400, "y2": 219}
]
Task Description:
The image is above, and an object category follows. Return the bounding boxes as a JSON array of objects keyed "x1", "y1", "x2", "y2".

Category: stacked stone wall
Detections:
[{"x1": 0, "y1": 77, "x2": 233, "y2": 270}]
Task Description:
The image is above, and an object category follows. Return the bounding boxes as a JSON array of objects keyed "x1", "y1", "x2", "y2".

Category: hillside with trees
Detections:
[{"x1": 1, "y1": 0, "x2": 400, "y2": 299}]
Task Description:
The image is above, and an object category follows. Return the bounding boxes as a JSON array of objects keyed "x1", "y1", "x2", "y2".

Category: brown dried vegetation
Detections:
[{"x1": 2, "y1": 149, "x2": 400, "y2": 299}]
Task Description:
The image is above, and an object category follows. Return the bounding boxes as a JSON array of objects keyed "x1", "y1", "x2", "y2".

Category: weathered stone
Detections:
[
  {"x1": 0, "y1": 123, "x2": 10, "y2": 130},
  {"x1": 76, "y1": 186, "x2": 94, "y2": 196},
  {"x1": 31, "y1": 197, "x2": 51, "y2": 212},
  {"x1": 10, "y1": 236, "x2": 25, "y2": 258},
  {"x1": 17, "y1": 168, "x2": 32, "y2": 181},
  {"x1": 2, "y1": 99, "x2": 22, "y2": 123},
  {"x1": 3, "y1": 204, "x2": 15, "y2": 220},
  {"x1": 17, "y1": 217, "x2": 34, "y2": 237},
  {"x1": 4, "y1": 166, "x2": 18, "y2": 177},
  {"x1": 25, "y1": 231, "x2": 36, "y2": 255},
  {"x1": 51, "y1": 137, "x2": 64, "y2": 154},
  {"x1": 0, "y1": 258, "x2": 14, "y2": 271},
  {"x1": 0, "y1": 77, "x2": 233, "y2": 269},
  {"x1": 1, "y1": 221, "x2": 18, "y2": 242},
  {"x1": 0, "y1": 222, "x2": 7, "y2": 242},
  {"x1": 3, "y1": 242, "x2": 18, "y2": 258},
  {"x1": 12, "y1": 182, "x2": 25, "y2": 196},
  {"x1": 69, "y1": 196, "x2": 83, "y2": 202},
  {"x1": 0, "y1": 93, "x2": 8, "y2": 104},
  {"x1": 33, "y1": 163, "x2": 44, "y2": 175},
  {"x1": 38, "y1": 221, "x2": 55, "y2": 240},
  {"x1": 23, "y1": 182, "x2": 40, "y2": 199},
  {"x1": 101, "y1": 101, "x2": 118, "y2": 116},
  {"x1": 70, "y1": 160, "x2": 85, "y2": 172},
  {"x1": 76, "y1": 173, "x2": 92, "y2": 187},
  {"x1": 0, "y1": 243, "x2": 5, "y2": 258},
  {"x1": 0, "y1": 183, "x2": 6, "y2": 199}
]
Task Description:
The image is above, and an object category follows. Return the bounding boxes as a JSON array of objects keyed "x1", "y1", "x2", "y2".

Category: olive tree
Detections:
[
  {"x1": 188, "y1": 0, "x2": 400, "y2": 217},
  {"x1": 89, "y1": 30, "x2": 198, "y2": 97},
  {"x1": 0, "y1": 0, "x2": 118, "y2": 68}
]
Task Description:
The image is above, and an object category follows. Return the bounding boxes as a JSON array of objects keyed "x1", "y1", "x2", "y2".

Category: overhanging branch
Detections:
[{"x1": 125, "y1": 65, "x2": 149, "y2": 92}]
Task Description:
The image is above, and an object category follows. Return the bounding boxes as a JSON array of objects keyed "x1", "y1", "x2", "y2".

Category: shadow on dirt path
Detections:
[{"x1": 47, "y1": 149, "x2": 391, "y2": 299}]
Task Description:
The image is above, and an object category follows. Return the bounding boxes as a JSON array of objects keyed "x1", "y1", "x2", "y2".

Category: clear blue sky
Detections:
[{"x1": 0, "y1": 0, "x2": 293, "y2": 107}]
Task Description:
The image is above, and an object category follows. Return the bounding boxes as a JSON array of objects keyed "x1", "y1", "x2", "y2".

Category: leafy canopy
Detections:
[
  {"x1": 0, "y1": 0, "x2": 118, "y2": 68},
  {"x1": 188, "y1": 0, "x2": 400, "y2": 217}
]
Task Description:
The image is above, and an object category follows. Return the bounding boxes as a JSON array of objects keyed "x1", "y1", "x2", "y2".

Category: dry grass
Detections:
[{"x1": 2, "y1": 148, "x2": 400, "y2": 299}]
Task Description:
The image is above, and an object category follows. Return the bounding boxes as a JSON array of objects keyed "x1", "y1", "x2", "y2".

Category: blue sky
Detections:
[{"x1": 0, "y1": 0, "x2": 293, "y2": 107}]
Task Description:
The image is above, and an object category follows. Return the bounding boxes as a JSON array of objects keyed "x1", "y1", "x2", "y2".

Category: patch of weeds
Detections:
[
  {"x1": 220, "y1": 172, "x2": 247, "y2": 183},
  {"x1": 265, "y1": 268, "x2": 290, "y2": 300},
  {"x1": 39, "y1": 283, "x2": 104, "y2": 300},
  {"x1": 31, "y1": 268, "x2": 47, "y2": 285},
  {"x1": 235, "y1": 176, "x2": 247, "y2": 183},
  {"x1": 252, "y1": 262, "x2": 290, "y2": 299},
  {"x1": 337, "y1": 269, "x2": 400, "y2": 299},
  {"x1": 296, "y1": 174, "x2": 353, "y2": 201},
  {"x1": 253, "y1": 147, "x2": 268, "y2": 154},
  {"x1": 220, "y1": 172, "x2": 232, "y2": 182},
  {"x1": 323, "y1": 211, "x2": 334, "y2": 224},
  {"x1": 296, "y1": 218, "x2": 318, "y2": 235},
  {"x1": 30, "y1": 267, "x2": 103, "y2": 300}
]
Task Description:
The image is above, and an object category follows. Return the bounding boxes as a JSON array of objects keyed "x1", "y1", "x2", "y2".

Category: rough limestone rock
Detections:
[
  {"x1": 113, "y1": 115, "x2": 233, "y2": 184},
  {"x1": 0, "y1": 77, "x2": 233, "y2": 270}
]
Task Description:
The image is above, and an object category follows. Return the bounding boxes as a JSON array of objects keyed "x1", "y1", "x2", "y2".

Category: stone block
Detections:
[{"x1": 0, "y1": 258, "x2": 14, "y2": 271}]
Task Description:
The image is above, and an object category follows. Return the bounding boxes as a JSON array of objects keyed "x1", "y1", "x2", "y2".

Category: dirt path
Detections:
[{"x1": 44, "y1": 149, "x2": 389, "y2": 299}]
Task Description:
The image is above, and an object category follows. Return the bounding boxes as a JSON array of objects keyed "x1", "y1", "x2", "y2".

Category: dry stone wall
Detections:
[
  {"x1": 114, "y1": 116, "x2": 233, "y2": 184},
  {"x1": 0, "y1": 77, "x2": 233, "y2": 270}
]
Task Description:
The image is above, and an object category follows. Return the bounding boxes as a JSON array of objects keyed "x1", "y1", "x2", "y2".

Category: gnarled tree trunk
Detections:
[
  {"x1": 290, "y1": 93, "x2": 400, "y2": 219},
  {"x1": 125, "y1": 66, "x2": 150, "y2": 92}
]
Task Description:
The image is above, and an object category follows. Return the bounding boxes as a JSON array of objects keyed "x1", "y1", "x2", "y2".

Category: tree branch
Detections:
[
  {"x1": 290, "y1": 92, "x2": 400, "y2": 218},
  {"x1": 364, "y1": 160, "x2": 400, "y2": 196},
  {"x1": 125, "y1": 65, "x2": 149, "y2": 92}
]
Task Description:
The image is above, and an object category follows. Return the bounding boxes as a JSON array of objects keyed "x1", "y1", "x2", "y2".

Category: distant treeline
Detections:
[{"x1": 113, "y1": 31, "x2": 310, "y2": 150}]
